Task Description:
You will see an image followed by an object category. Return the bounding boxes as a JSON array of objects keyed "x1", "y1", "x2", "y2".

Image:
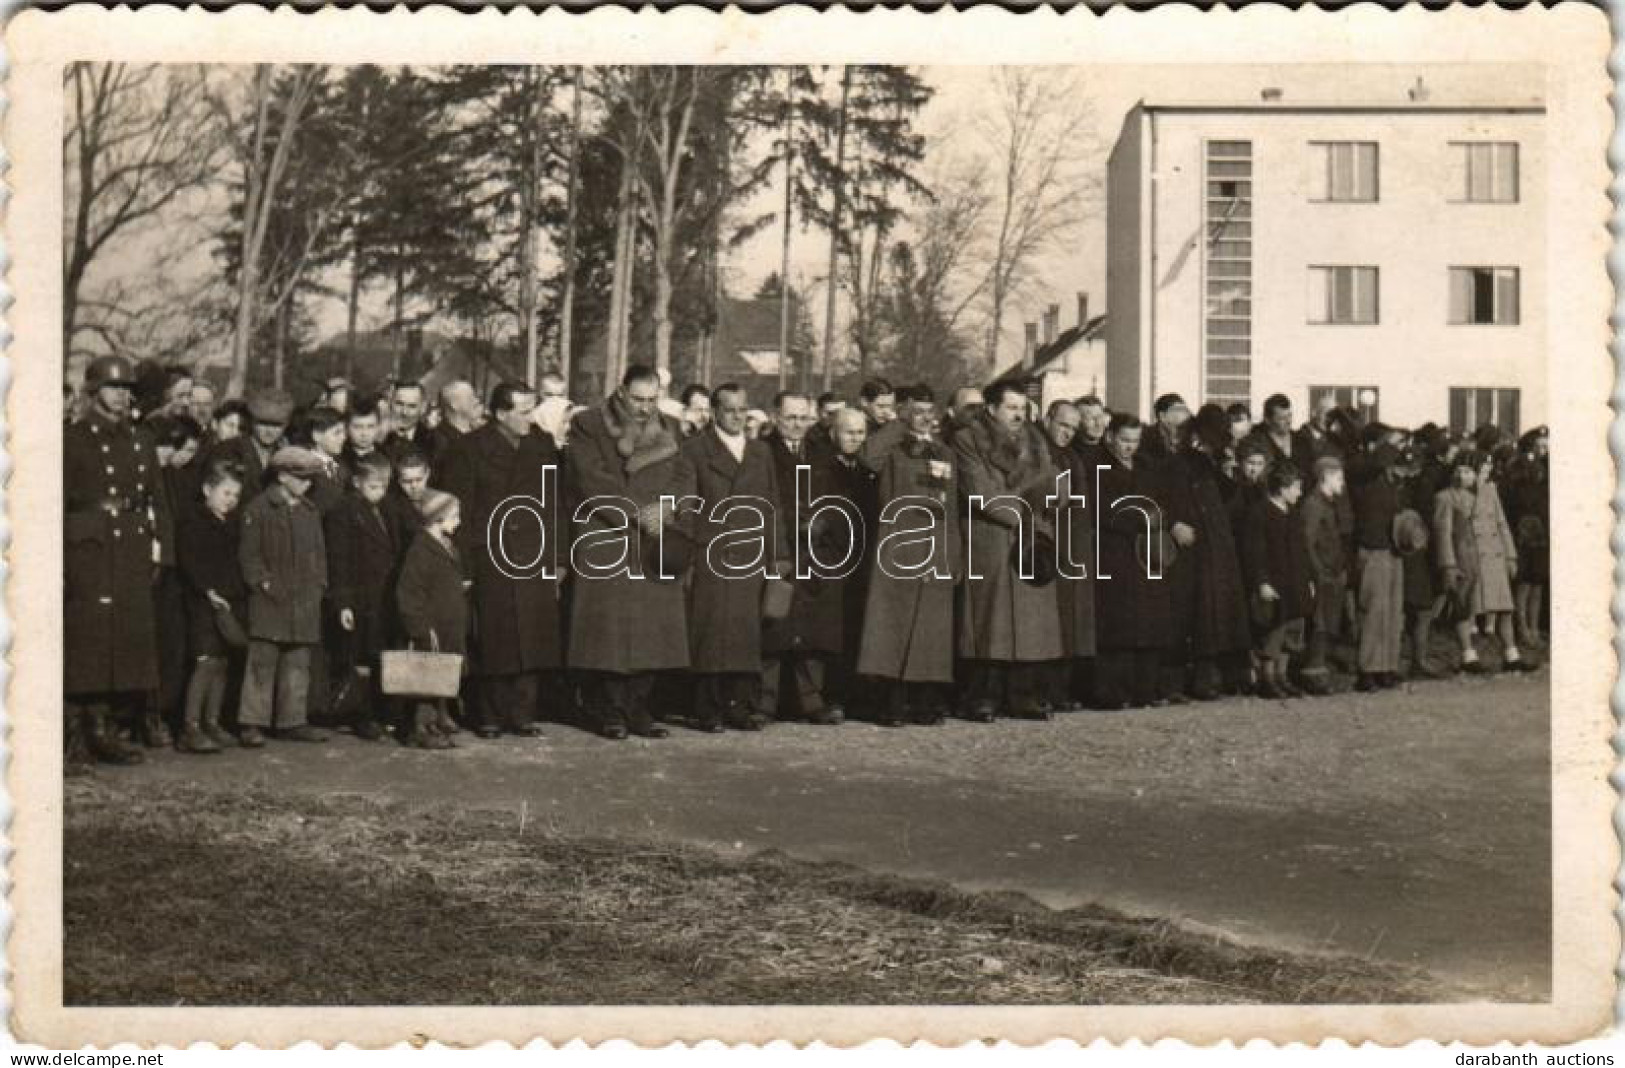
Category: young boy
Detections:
[
  {"x1": 1241, "y1": 462, "x2": 1314, "y2": 700},
  {"x1": 342, "y1": 395, "x2": 384, "y2": 479},
  {"x1": 395, "y1": 490, "x2": 469, "y2": 750},
  {"x1": 1298, "y1": 456, "x2": 1348, "y2": 694},
  {"x1": 237, "y1": 447, "x2": 331, "y2": 746},
  {"x1": 303, "y1": 405, "x2": 349, "y2": 516},
  {"x1": 325, "y1": 451, "x2": 401, "y2": 740},
  {"x1": 175, "y1": 459, "x2": 250, "y2": 753}
]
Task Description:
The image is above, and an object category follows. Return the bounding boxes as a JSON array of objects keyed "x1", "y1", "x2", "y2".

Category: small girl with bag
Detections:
[{"x1": 393, "y1": 490, "x2": 470, "y2": 750}]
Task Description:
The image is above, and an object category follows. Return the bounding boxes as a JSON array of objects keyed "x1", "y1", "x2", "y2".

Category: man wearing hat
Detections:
[
  {"x1": 206, "y1": 387, "x2": 293, "y2": 500},
  {"x1": 63, "y1": 354, "x2": 167, "y2": 769},
  {"x1": 236, "y1": 446, "x2": 332, "y2": 745}
]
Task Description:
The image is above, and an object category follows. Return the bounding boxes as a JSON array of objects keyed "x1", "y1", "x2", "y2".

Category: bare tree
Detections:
[
  {"x1": 971, "y1": 68, "x2": 1098, "y2": 369},
  {"x1": 63, "y1": 63, "x2": 222, "y2": 362},
  {"x1": 216, "y1": 65, "x2": 327, "y2": 398}
]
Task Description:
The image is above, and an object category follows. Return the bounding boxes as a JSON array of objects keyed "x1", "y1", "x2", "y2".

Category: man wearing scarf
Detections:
[
  {"x1": 435, "y1": 381, "x2": 565, "y2": 738},
  {"x1": 564, "y1": 365, "x2": 695, "y2": 740},
  {"x1": 953, "y1": 381, "x2": 1063, "y2": 720},
  {"x1": 680, "y1": 383, "x2": 787, "y2": 732},
  {"x1": 856, "y1": 385, "x2": 962, "y2": 726}
]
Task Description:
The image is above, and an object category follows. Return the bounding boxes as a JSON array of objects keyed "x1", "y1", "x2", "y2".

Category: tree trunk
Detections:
[
  {"x1": 393, "y1": 255, "x2": 406, "y2": 381},
  {"x1": 272, "y1": 297, "x2": 291, "y2": 391},
  {"x1": 345, "y1": 229, "x2": 362, "y2": 381},
  {"x1": 821, "y1": 65, "x2": 852, "y2": 393},
  {"x1": 777, "y1": 80, "x2": 794, "y2": 392},
  {"x1": 558, "y1": 66, "x2": 584, "y2": 391}
]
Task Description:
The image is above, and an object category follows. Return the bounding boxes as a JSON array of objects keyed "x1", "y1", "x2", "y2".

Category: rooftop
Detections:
[{"x1": 1131, "y1": 98, "x2": 1545, "y2": 115}]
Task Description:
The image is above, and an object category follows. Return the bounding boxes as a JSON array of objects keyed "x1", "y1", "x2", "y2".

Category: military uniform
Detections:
[{"x1": 63, "y1": 357, "x2": 165, "y2": 765}]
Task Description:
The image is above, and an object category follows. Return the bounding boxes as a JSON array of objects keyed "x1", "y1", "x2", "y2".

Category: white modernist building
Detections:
[{"x1": 1105, "y1": 91, "x2": 1545, "y2": 433}]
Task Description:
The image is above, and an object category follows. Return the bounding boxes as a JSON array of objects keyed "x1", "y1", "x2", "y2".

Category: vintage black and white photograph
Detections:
[{"x1": 6, "y1": 1, "x2": 1615, "y2": 1049}]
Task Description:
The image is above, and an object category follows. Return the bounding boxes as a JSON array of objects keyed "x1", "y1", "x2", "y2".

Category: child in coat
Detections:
[
  {"x1": 394, "y1": 490, "x2": 469, "y2": 750},
  {"x1": 325, "y1": 452, "x2": 401, "y2": 740},
  {"x1": 1242, "y1": 462, "x2": 1313, "y2": 700},
  {"x1": 174, "y1": 458, "x2": 249, "y2": 753}
]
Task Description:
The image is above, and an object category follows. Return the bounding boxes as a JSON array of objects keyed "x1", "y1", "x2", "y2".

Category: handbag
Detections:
[{"x1": 380, "y1": 631, "x2": 464, "y2": 699}]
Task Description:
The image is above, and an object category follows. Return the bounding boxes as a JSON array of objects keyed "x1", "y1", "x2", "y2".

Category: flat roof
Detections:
[{"x1": 1134, "y1": 99, "x2": 1545, "y2": 115}]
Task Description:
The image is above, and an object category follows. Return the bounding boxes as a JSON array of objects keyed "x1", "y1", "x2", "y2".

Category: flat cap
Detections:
[{"x1": 268, "y1": 446, "x2": 327, "y2": 479}]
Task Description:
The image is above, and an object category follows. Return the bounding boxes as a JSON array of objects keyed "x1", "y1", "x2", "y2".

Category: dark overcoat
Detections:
[
  {"x1": 682, "y1": 427, "x2": 784, "y2": 674},
  {"x1": 1176, "y1": 448, "x2": 1251, "y2": 658},
  {"x1": 64, "y1": 410, "x2": 164, "y2": 695},
  {"x1": 435, "y1": 422, "x2": 564, "y2": 676},
  {"x1": 396, "y1": 530, "x2": 470, "y2": 656},
  {"x1": 1300, "y1": 490, "x2": 1348, "y2": 631},
  {"x1": 563, "y1": 406, "x2": 694, "y2": 674},
  {"x1": 1402, "y1": 459, "x2": 1450, "y2": 609},
  {"x1": 175, "y1": 499, "x2": 246, "y2": 656},
  {"x1": 1052, "y1": 440, "x2": 1098, "y2": 658},
  {"x1": 325, "y1": 491, "x2": 402, "y2": 660},
  {"x1": 856, "y1": 434, "x2": 963, "y2": 682},
  {"x1": 382, "y1": 423, "x2": 438, "y2": 467},
  {"x1": 1093, "y1": 451, "x2": 1174, "y2": 652},
  {"x1": 953, "y1": 413, "x2": 1062, "y2": 663},
  {"x1": 1241, "y1": 497, "x2": 1313, "y2": 624},
  {"x1": 239, "y1": 483, "x2": 327, "y2": 644},
  {"x1": 761, "y1": 430, "x2": 849, "y2": 658}
]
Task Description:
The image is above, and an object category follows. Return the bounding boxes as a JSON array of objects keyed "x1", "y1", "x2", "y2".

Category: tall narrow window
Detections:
[
  {"x1": 1204, "y1": 140, "x2": 1252, "y2": 406},
  {"x1": 1450, "y1": 142, "x2": 1519, "y2": 203},
  {"x1": 1313, "y1": 142, "x2": 1379, "y2": 202},
  {"x1": 1308, "y1": 266, "x2": 1379, "y2": 325},
  {"x1": 1449, "y1": 267, "x2": 1520, "y2": 325}
]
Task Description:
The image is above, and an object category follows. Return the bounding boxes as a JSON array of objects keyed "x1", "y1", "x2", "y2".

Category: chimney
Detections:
[
  {"x1": 1261, "y1": 87, "x2": 1284, "y2": 103},
  {"x1": 1023, "y1": 322, "x2": 1039, "y2": 368},
  {"x1": 1076, "y1": 291, "x2": 1090, "y2": 328},
  {"x1": 1407, "y1": 76, "x2": 1430, "y2": 103},
  {"x1": 1044, "y1": 304, "x2": 1060, "y2": 344}
]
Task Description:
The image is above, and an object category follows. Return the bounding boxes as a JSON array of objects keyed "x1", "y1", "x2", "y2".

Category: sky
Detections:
[{"x1": 86, "y1": 61, "x2": 1539, "y2": 372}]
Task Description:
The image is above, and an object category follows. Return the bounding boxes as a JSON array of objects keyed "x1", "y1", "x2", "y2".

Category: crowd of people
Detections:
[{"x1": 63, "y1": 353, "x2": 1551, "y2": 770}]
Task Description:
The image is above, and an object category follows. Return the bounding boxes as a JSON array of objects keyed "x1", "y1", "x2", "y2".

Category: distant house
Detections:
[
  {"x1": 573, "y1": 291, "x2": 814, "y2": 408},
  {"x1": 992, "y1": 298, "x2": 1108, "y2": 413}
]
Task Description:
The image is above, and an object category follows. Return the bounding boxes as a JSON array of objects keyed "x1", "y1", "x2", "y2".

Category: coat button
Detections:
[
  {"x1": 98, "y1": 596, "x2": 111, "y2": 605},
  {"x1": 106, "y1": 466, "x2": 114, "y2": 475}
]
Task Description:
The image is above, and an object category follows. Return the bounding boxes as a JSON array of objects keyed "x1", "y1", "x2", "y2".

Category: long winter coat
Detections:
[
  {"x1": 64, "y1": 411, "x2": 165, "y2": 695},
  {"x1": 1433, "y1": 484, "x2": 1516, "y2": 615},
  {"x1": 239, "y1": 483, "x2": 327, "y2": 644},
  {"x1": 175, "y1": 500, "x2": 247, "y2": 657},
  {"x1": 435, "y1": 422, "x2": 565, "y2": 676},
  {"x1": 1300, "y1": 490, "x2": 1348, "y2": 631},
  {"x1": 760, "y1": 430, "x2": 850, "y2": 658},
  {"x1": 1093, "y1": 450, "x2": 1174, "y2": 652},
  {"x1": 857, "y1": 433, "x2": 963, "y2": 682},
  {"x1": 1403, "y1": 459, "x2": 1450, "y2": 610},
  {"x1": 953, "y1": 413, "x2": 1062, "y2": 663},
  {"x1": 682, "y1": 427, "x2": 784, "y2": 674},
  {"x1": 1175, "y1": 448, "x2": 1251, "y2": 658},
  {"x1": 325, "y1": 491, "x2": 402, "y2": 661},
  {"x1": 563, "y1": 406, "x2": 695, "y2": 674},
  {"x1": 395, "y1": 530, "x2": 470, "y2": 656},
  {"x1": 1242, "y1": 497, "x2": 1313, "y2": 626},
  {"x1": 1052, "y1": 439, "x2": 1098, "y2": 658}
]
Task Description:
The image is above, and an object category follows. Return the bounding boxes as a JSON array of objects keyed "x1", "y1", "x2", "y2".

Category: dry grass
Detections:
[{"x1": 64, "y1": 777, "x2": 1435, "y2": 1006}]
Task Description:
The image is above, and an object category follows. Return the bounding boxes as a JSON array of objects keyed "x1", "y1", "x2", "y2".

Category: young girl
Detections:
[
  {"x1": 174, "y1": 459, "x2": 249, "y2": 753},
  {"x1": 1433, "y1": 450, "x2": 1533, "y2": 674},
  {"x1": 1241, "y1": 463, "x2": 1314, "y2": 699},
  {"x1": 394, "y1": 490, "x2": 469, "y2": 750}
]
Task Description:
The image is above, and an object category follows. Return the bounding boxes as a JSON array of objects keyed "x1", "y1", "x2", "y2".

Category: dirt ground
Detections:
[{"x1": 75, "y1": 667, "x2": 1550, "y2": 1003}]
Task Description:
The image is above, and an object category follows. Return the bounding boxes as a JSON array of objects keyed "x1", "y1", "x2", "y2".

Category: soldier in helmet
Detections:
[{"x1": 63, "y1": 354, "x2": 169, "y2": 770}]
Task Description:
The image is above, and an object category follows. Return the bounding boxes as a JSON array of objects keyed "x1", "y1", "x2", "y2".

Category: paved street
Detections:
[{"x1": 123, "y1": 670, "x2": 1552, "y2": 1000}]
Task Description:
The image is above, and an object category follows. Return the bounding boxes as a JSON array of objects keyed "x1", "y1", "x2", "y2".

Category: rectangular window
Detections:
[
  {"x1": 1448, "y1": 267, "x2": 1520, "y2": 325},
  {"x1": 1308, "y1": 266, "x2": 1379, "y2": 325},
  {"x1": 1313, "y1": 141, "x2": 1379, "y2": 202},
  {"x1": 1309, "y1": 385, "x2": 1380, "y2": 421},
  {"x1": 1449, "y1": 387, "x2": 1521, "y2": 436},
  {"x1": 1450, "y1": 142, "x2": 1519, "y2": 203}
]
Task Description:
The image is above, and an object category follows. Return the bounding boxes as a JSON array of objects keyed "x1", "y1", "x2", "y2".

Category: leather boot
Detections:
[{"x1": 85, "y1": 707, "x2": 144, "y2": 765}]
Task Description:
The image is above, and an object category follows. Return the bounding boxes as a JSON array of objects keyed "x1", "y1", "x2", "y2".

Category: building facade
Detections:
[{"x1": 1105, "y1": 95, "x2": 1545, "y2": 433}]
